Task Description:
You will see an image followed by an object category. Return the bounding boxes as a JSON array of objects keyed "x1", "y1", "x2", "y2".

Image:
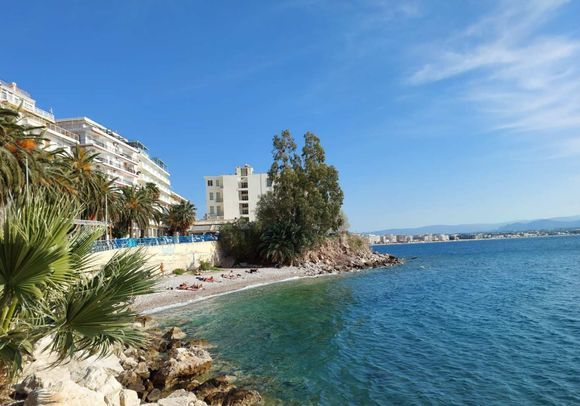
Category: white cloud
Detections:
[{"x1": 409, "y1": 0, "x2": 580, "y2": 155}]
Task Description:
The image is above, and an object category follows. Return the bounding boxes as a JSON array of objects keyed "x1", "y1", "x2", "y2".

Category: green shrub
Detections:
[
  {"x1": 198, "y1": 260, "x2": 211, "y2": 271},
  {"x1": 172, "y1": 268, "x2": 186, "y2": 275},
  {"x1": 219, "y1": 219, "x2": 263, "y2": 264}
]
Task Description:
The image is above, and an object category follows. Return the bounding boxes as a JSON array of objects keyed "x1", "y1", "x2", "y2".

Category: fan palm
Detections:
[
  {"x1": 259, "y1": 221, "x2": 301, "y2": 266},
  {"x1": 164, "y1": 200, "x2": 196, "y2": 235},
  {"x1": 0, "y1": 192, "x2": 157, "y2": 381}
]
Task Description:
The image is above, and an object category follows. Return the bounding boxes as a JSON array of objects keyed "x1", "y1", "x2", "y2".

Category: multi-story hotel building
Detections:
[
  {"x1": 57, "y1": 117, "x2": 140, "y2": 189},
  {"x1": 1, "y1": 80, "x2": 187, "y2": 235},
  {"x1": 204, "y1": 165, "x2": 272, "y2": 221},
  {"x1": 0, "y1": 81, "x2": 80, "y2": 152},
  {"x1": 128, "y1": 141, "x2": 184, "y2": 207}
]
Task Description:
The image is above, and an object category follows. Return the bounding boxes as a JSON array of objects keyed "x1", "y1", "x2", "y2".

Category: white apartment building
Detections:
[
  {"x1": 57, "y1": 117, "x2": 140, "y2": 188},
  {"x1": 205, "y1": 165, "x2": 272, "y2": 221},
  {"x1": 0, "y1": 81, "x2": 80, "y2": 152},
  {"x1": 128, "y1": 141, "x2": 177, "y2": 208}
]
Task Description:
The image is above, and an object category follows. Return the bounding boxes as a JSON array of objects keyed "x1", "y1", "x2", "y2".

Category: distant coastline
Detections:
[{"x1": 372, "y1": 232, "x2": 579, "y2": 246}]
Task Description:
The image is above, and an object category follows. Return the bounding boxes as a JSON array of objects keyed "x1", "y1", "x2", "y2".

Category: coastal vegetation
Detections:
[
  {"x1": 220, "y1": 130, "x2": 345, "y2": 265},
  {"x1": 0, "y1": 193, "x2": 157, "y2": 387},
  {"x1": 164, "y1": 200, "x2": 197, "y2": 236}
]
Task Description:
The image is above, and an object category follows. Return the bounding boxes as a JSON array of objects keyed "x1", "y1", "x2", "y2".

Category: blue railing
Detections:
[{"x1": 91, "y1": 234, "x2": 218, "y2": 252}]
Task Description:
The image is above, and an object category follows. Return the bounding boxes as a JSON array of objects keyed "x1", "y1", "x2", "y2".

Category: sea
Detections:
[{"x1": 158, "y1": 236, "x2": 580, "y2": 405}]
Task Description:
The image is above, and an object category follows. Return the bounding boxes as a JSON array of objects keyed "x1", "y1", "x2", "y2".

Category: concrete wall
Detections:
[{"x1": 91, "y1": 241, "x2": 222, "y2": 274}]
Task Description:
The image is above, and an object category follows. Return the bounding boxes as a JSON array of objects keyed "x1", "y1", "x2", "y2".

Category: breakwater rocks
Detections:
[
  {"x1": 117, "y1": 326, "x2": 261, "y2": 405},
  {"x1": 298, "y1": 234, "x2": 402, "y2": 275},
  {"x1": 11, "y1": 327, "x2": 261, "y2": 406}
]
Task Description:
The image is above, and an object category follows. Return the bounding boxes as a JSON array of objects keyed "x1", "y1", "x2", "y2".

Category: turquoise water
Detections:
[{"x1": 159, "y1": 237, "x2": 580, "y2": 405}]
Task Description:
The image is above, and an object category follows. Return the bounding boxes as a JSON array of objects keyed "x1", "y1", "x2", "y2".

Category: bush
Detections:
[
  {"x1": 198, "y1": 260, "x2": 213, "y2": 271},
  {"x1": 219, "y1": 219, "x2": 262, "y2": 264},
  {"x1": 259, "y1": 221, "x2": 302, "y2": 266},
  {"x1": 172, "y1": 268, "x2": 186, "y2": 275}
]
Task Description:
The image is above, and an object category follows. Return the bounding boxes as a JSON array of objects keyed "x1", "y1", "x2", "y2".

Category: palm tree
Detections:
[
  {"x1": 259, "y1": 222, "x2": 301, "y2": 266},
  {"x1": 144, "y1": 182, "x2": 160, "y2": 200},
  {"x1": 0, "y1": 192, "x2": 157, "y2": 381},
  {"x1": 0, "y1": 107, "x2": 55, "y2": 203},
  {"x1": 164, "y1": 200, "x2": 196, "y2": 235},
  {"x1": 116, "y1": 185, "x2": 162, "y2": 237},
  {"x1": 63, "y1": 146, "x2": 106, "y2": 219}
]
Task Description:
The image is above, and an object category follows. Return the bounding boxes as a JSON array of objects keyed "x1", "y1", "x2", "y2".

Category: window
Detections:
[
  {"x1": 216, "y1": 179, "x2": 221, "y2": 187},
  {"x1": 266, "y1": 177, "x2": 272, "y2": 187},
  {"x1": 210, "y1": 206, "x2": 215, "y2": 215},
  {"x1": 207, "y1": 179, "x2": 213, "y2": 187},
  {"x1": 209, "y1": 192, "x2": 214, "y2": 200}
]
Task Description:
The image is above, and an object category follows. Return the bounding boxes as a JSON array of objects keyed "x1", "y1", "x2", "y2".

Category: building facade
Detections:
[
  {"x1": 204, "y1": 165, "x2": 272, "y2": 221},
  {"x1": 0, "y1": 81, "x2": 80, "y2": 152},
  {"x1": 2, "y1": 80, "x2": 188, "y2": 236},
  {"x1": 128, "y1": 141, "x2": 178, "y2": 207},
  {"x1": 57, "y1": 117, "x2": 140, "y2": 188}
]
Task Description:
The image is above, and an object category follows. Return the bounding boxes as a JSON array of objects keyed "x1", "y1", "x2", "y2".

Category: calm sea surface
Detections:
[{"x1": 158, "y1": 237, "x2": 580, "y2": 405}]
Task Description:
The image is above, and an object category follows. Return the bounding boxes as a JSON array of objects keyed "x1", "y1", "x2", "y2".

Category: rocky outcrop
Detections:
[
  {"x1": 116, "y1": 327, "x2": 261, "y2": 406},
  {"x1": 12, "y1": 337, "x2": 133, "y2": 406},
  {"x1": 11, "y1": 327, "x2": 261, "y2": 406},
  {"x1": 192, "y1": 376, "x2": 262, "y2": 406},
  {"x1": 298, "y1": 233, "x2": 401, "y2": 274}
]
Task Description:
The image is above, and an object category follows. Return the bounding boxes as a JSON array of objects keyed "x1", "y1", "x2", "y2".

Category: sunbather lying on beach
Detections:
[
  {"x1": 196, "y1": 276, "x2": 216, "y2": 282},
  {"x1": 221, "y1": 271, "x2": 243, "y2": 280},
  {"x1": 246, "y1": 268, "x2": 259, "y2": 274},
  {"x1": 176, "y1": 283, "x2": 203, "y2": 291}
]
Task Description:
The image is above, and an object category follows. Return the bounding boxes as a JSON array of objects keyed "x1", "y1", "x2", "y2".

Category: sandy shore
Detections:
[{"x1": 133, "y1": 267, "x2": 329, "y2": 315}]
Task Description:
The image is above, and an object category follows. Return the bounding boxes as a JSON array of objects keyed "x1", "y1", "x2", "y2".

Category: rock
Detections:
[
  {"x1": 163, "y1": 326, "x2": 187, "y2": 341},
  {"x1": 157, "y1": 391, "x2": 202, "y2": 406},
  {"x1": 204, "y1": 388, "x2": 262, "y2": 406},
  {"x1": 122, "y1": 356, "x2": 139, "y2": 370},
  {"x1": 118, "y1": 389, "x2": 140, "y2": 406},
  {"x1": 117, "y1": 370, "x2": 145, "y2": 392},
  {"x1": 70, "y1": 366, "x2": 123, "y2": 405},
  {"x1": 153, "y1": 347, "x2": 212, "y2": 388},
  {"x1": 24, "y1": 380, "x2": 107, "y2": 406},
  {"x1": 193, "y1": 376, "x2": 235, "y2": 400},
  {"x1": 135, "y1": 361, "x2": 150, "y2": 379},
  {"x1": 147, "y1": 388, "x2": 162, "y2": 402},
  {"x1": 167, "y1": 389, "x2": 189, "y2": 397}
]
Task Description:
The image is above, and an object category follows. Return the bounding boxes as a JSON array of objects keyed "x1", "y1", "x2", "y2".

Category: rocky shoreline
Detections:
[{"x1": 10, "y1": 325, "x2": 262, "y2": 406}]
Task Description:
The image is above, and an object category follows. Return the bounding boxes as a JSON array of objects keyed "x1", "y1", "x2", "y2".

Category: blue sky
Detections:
[{"x1": 4, "y1": 0, "x2": 580, "y2": 231}]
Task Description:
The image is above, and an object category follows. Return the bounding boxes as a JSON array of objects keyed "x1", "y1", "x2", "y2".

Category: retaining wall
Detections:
[{"x1": 91, "y1": 241, "x2": 223, "y2": 273}]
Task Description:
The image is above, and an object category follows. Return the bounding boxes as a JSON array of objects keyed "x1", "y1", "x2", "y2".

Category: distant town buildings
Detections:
[
  {"x1": 360, "y1": 230, "x2": 578, "y2": 245},
  {"x1": 205, "y1": 165, "x2": 272, "y2": 222}
]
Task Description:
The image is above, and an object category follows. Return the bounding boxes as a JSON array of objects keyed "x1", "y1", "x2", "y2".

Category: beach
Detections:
[{"x1": 133, "y1": 267, "x2": 337, "y2": 315}]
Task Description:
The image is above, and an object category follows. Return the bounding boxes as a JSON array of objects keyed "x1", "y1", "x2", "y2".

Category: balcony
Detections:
[
  {"x1": 95, "y1": 157, "x2": 138, "y2": 176},
  {"x1": 45, "y1": 122, "x2": 80, "y2": 142}
]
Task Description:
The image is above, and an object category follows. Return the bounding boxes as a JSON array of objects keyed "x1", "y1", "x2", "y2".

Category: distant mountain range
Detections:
[{"x1": 368, "y1": 215, "x2": 580, "y2": 236}]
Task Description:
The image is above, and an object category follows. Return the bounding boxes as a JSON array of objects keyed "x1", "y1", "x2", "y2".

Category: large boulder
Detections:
[
  {"x1": 23, "y1": 380, "x2": 107, "y2": 406},
  {"x1": 157, "y1": 389, "x2": 206, "y2": 406},
  {"x1": 152, "y1": 346, "x2": 212, "y2": 388},
  {"x1": 119, "y1": 389, "x2": 140, "y2": 406},
  {"x1": 205, "y1": 388, "x2": 262, "y2": 406}
]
